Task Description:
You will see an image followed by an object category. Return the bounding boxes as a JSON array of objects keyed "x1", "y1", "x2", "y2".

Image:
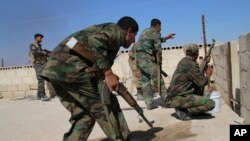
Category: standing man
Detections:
[
  {"x1": 165, "y1": 43, "x2": 215, "y2": 121},
  {"x1": 29, "y1": 33, "x2": 50, "y2": 101},
  {"x1": 136, "y1": 18, "x2": 175, "y2": 110},
  {"x1": 41, "y1": 16, "x2": 139, "y2": 141},
  {"x1": 128, "y1": 43, "x2": 144, "y2": 101}
]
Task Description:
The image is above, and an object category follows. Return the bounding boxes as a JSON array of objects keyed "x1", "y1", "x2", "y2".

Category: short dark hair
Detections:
[
  {"x1": 117, "y1": 16, "x2": 139, "y2": 33},
  {"x1": 151, "y1": 18, "x2": 161, "y2": 27},
  {"x1": 34, "y1": 33, "x2": 44, "y2": 39},
  {"x1": 186, "y1": 50, "x2": 199, "y2": 56}
]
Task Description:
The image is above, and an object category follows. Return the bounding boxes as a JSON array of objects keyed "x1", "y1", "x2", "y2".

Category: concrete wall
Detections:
[
  {"x1": 212, "y1": 42, "x2": 234, "y2": 106},
  {"x1": 0, "y1": 45, "x2": 206, "y2": 98},
  {"x1": 0, "y1": 65, "x2": 50, "y2": 98},
  {"x1": 112, "y1": 45, "x2": 206, "y2": 95},
  {"x1": 238, "y1": 33, "x2": 250, "y2": 124}
]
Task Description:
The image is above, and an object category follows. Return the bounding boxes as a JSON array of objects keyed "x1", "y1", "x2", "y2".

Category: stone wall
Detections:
[{"x1": 238, "y1": 33, "x2": 250, "y2": 124}]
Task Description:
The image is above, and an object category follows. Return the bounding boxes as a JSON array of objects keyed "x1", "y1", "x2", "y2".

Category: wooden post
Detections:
[
  {"x1": 202, "y1": 14, "x2": 207, "y2": 55},
  {"x1": 227, "y1": 42, "x2": 234, "y2": 109}
]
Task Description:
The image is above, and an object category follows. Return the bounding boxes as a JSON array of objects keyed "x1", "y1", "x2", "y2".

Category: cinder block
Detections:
[
  {"x1": 239, "y1": 32, "x2": 250, "y2": 52},
  {"x1": 5, "y1": 70, "x2": 16, "y2": 78},
  {"x1": 240, "y1": 105, "x2": 250, "y2": 124},
  {"x1": 6, "y1": 85, "x2": 18, "y2": 91},
  {"x1": 29, "y1": 84, "x2": 38, "y2": 90},
  {"x1": 23, "y1": 77, "x2": 36, "y2": 84},
  {"x1": 0, "y1": 85, "x2": 6, "y2": 92},
  {"x1": 28, "y1": 68, "x2": 36, "y2": 76},
  {"x1": 11, "y1": 77, "x2": 23, "y2": 84},
  {"x1": 13, "y1": 91, "x2": 26, "y2": 98},
  {"x1": 26, "y1": 90, "x2": 37, "y2": 97},
  {"x1": 0, "y1": 71, "x2": 5, "y2": 78},
  {"x1": 0, "y1": 78, "x2": 11, "y2": 85},
  {"x1": 240, "y1": 87, "x2": 248, "y2": 107},
  {"x1": 239, "y1": 53, "x2": 250, "y2": 71},
  {"x1": 16, "y1": 69, "x2": 28, "y2": 77},
  {"x1": 2, "y1": 91, "x2": 14, "y2": 98},
  {"x1": 18, "y1": 84, "x2": 30, "y2": 91}
]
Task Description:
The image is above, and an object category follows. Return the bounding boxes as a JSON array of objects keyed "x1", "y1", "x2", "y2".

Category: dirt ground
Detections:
[{"x1": 0, "y1": 96, "x2": 244, "y2": 141}]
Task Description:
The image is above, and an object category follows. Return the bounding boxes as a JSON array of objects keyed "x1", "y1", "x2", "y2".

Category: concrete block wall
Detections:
[
  {"x1": 0, "y1": 65, "x2": 49, "y2": 98},
  {"x1": 112, "y1": 45, "x2": 206, "y2": 95},
  {"x1": 212, "y1": 43, "x2": 232, "y2": 106},
  {"x1": 238, "y1": 33, "x2": 250, "y2": 124},
  {"x1": 0, "y1": 44, "x2": 210, "y2": 98}
]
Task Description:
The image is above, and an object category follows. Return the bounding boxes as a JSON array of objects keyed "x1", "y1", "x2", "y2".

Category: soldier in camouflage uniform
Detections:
[
  {"x1": 41, "y1": 16, "x2": 139, "y2": 141},
  {"x1": 136, "y1": 18, "x2": 175, "y2": 110},
  {"x1": 128, "y1": 43, "x2": 144, "y2": 101},
  {"x1": 30, "y1": 33, "x2": 50, "y2": 101},
  {"x1": 165, "y1": 43, "x2": 215, "y2": 121}
]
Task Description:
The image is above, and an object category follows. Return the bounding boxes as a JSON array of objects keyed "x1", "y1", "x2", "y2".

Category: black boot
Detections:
[
  {"x1": 136, "y1": 88, "x2": 144, "y2": 101},
  {"x1": 175, "y1": 108, "x2": 191, "y2": 121}
]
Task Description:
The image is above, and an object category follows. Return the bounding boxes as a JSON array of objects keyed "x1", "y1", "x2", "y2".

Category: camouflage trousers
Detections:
[
  {"x1": 50, "y1": 78, "x2": 130, "y2": 141},
  {"x1": 136, "y1": 52, "x2": 167, "y2": 107},
  {"x1": 128, "y1": 57, "x2": 142, "y2": 89},
  {"x1": 165, "y1": 94, "x2": 215, "y2": 114},
  {"x1": 33, "y1": 63, "x2": 46, "y2": 98}
]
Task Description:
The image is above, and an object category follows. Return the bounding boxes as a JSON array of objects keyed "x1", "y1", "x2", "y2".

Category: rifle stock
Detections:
[{"x1": 116, "y1": 83, "x2": 154, "y2": 128}]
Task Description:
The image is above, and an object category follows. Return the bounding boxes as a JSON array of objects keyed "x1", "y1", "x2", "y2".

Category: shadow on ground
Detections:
[
  {"x1": 90, "y1": 121, "x2": 198, "y2": 141},
  {"x1": 171, "y1": 112, "x2": 215, "y2": 121},
  {"x1": 91, "y1": 127, "x2": 163, "y2": 141}
]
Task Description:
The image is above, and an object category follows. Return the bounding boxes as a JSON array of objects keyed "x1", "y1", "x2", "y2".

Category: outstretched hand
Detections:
[{"x1": 165, "y1": 33, "x2": 176, "y2": 40}]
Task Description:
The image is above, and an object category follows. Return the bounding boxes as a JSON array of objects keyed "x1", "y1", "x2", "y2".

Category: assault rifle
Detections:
[
  {"x1": 200, "y1": 39, "x2": 216, "y2": 96},
  {"x1": 43, "y1": 49, "x2": 51, "y2": 57},
  {"x1": 102, "y1": 83, "x2": 154, "y2": 128}
]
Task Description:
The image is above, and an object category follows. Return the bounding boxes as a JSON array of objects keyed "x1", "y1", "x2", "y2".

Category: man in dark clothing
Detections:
[{"x1": 29, "y1": 33, "x2": 50, "y2": 101}]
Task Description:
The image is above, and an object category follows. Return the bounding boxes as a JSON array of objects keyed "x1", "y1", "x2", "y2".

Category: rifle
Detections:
[
  {"x1": 155, "y1": 52, "x2": 168, "y2": 96},
  {"x1": 43, "y1": 49, "x2": 51, "y2": 55},
  {"x1": 200, "y1": 39, "x2": 216, "y2": 96},
  {"x1": 102, "y1": 82, "x2": 154, "y2": 128}
]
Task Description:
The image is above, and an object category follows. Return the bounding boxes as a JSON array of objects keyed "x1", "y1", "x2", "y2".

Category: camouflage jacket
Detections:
[
  {"x1": 41, "y1": 23, "x2": 126, "y2": 82},
  {"x1": 30, "y1": 42, "x2": 47, "y2": 64},
  {"x1": 128, "y1": 43, "x2": 138, "y2": 59},
  {"x1": 167, "y1": 56, "x2": 208, "y2": 97},
  {"x1": 136, "y1": 27, "x2": 166, "y2": 55}
]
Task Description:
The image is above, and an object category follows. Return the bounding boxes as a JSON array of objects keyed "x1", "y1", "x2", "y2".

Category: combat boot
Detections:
[
  {"x1": 136, "y1": 88, "x2": 144, "y2": 101},
  {"x1": 147, "y1": 103, "x2": 158, "y2": 110},
  {"x1": 41, "y1": 95, "x2": 51, "y2": 101},
  {"x1": 175, "y1": 108, "x2": 191, "y2": 121}
]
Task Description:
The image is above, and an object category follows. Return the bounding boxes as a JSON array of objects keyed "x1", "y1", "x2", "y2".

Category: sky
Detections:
[{"x1": 0, "y1": 0, "x2": 250, "y2": 66}]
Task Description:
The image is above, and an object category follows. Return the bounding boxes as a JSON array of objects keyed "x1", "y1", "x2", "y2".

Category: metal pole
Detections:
[{"x1": 202, "y1": 14, "x2": 207, "y2": 55}]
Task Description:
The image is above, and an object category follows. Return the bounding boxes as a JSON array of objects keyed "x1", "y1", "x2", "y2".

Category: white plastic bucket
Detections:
[{"x1": 207, "y1": 91, "x2": 221, "y2": 113}]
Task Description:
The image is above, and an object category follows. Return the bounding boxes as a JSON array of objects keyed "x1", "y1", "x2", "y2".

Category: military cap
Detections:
[{"x1": 183, "y1": 43, "x2": 199, "y2": 56}]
